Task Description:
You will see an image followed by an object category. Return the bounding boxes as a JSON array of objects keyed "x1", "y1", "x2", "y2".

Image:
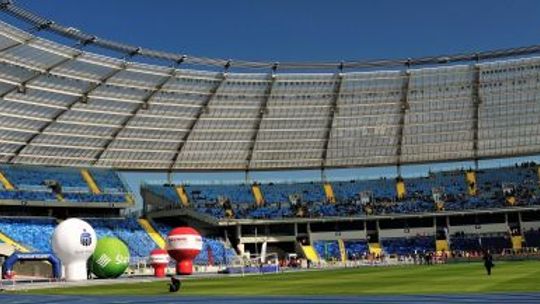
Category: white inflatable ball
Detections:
[{"x1": 52, "y1": 218, "x2": 97, "y2": 281}]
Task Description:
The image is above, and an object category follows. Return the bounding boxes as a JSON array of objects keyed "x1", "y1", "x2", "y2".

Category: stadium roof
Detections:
[{"x1": 0, "y1": 0, "x2": 539, "y2": 171}]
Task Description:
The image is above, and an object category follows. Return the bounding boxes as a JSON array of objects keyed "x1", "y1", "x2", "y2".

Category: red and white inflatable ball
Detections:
[
  {"x1": 149, "y1": 248, "x2": 170, "y2": 278},
  {"x1": 166, "y1": 227, "x2": 202, "y2": 275}
]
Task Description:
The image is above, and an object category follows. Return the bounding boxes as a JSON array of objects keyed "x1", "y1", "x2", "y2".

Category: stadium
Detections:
[{"x1": 0, "y1": 0, "x2": 538, "y2": 303}]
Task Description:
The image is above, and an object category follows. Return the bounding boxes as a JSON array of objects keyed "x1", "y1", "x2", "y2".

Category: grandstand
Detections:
[{"x1": 0, "y1": 0, "x2": 540, "y2": 287}]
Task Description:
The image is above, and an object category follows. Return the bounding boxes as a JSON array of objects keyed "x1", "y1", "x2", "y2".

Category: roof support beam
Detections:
[
  {"x1": 0, "y1": 36, "x2": 39, "y2": 77},
  {"x1": 8, "y1": 62, "x2": 127, "y2": 164},
  {"x1": 92, "y1": 67, "x2": 177, "y2": 165},
  {"x1": 169, "y1": 72, "x2": 228, "y2": 171},
  {"x1": 245, "y1": 71, "x2": 276, "y2": 171},
  {"x1": 0, "y1": 39, "x2": 26, "y2": 54},
  {"x1": 321, "y1": 72, "x2": 344, "y2": 169},
  {"x1": 396, "y1": 70, "x2": 411, "y2": 177},
  {"x1": 471, "y1": 65, "x2": 481, "y2": 170},
  {"x1": 0, "y1": 13, "x2": 53, "y2": 55},
  {"x1": 1, "y1": 53, "x2": 78, "y2": 98}
]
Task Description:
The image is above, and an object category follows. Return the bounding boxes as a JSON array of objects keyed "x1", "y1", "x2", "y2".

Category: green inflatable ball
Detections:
[{"x1": 90, "y1": 237, "x2": 130, "y2": 279}]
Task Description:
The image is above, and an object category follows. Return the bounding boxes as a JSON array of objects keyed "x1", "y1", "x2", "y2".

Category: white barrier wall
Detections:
[
  {"x1": 521, "y1": 221, "x2": 540, "y2": 231},
  {"x1": 379, "y1": 227, "x2": 435, "y2": 239},
  {"x1": 310, "y1": 230, "x2": 367, "y2": 241},
  {"x1": 448, "y1": 223, "x2": 508, "y2": 234},
  {"x1": 240, "y1": 236, "x2": 296, "y2": 244}
]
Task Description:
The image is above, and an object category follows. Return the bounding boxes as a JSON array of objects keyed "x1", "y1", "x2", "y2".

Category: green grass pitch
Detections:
[{"x1": 17, "y1": 261, "x2": 540, "y2": 296}]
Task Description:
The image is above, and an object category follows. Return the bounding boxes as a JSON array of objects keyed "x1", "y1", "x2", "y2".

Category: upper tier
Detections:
[
  {"x1": 0, "y1": 6, "x2": 539, "y2": 170},
  {"x1": 0, "y1": 165, "x2": 130, "y2": 204},
  {"x1": 144, "y1": 163, "x2": 540, "y2": 219}
]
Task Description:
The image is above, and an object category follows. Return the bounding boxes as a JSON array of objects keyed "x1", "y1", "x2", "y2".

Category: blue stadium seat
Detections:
[
  {"x1": 260, "y1": 182, "x2": 326, "y2": 204},
  {"x1": 89, "y1": 169, "x2": 128, "y2": 194},
  {"x1": 0, "y1": 218, "x2": 56, "y2": 252},
  {"x1": 85, "y1": 218, "x2": 156, "y2": 258},
  {"x1": 314, "y1": 240, "x2": 341, "y2": 261},
  {"x1": 524, "y1": 228, "x2": 540, "y2": 247},
  {"x1": 344, "y1": 240, "x2": 369, "y2": 259},
  {"x1": 381, "y1": 236, "x2": 435, "y2": 255},
  {"x1": 143, "y1": 165, "x2": 540, "y2": 219},
  {"x1": 0, "y1": 165, "x2": 130, "y2": 204}
]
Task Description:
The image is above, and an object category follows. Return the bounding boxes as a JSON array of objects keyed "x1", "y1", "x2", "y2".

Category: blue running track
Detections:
[{"x1": 1, "y1": 293, "x2": 540, "y2": 304}]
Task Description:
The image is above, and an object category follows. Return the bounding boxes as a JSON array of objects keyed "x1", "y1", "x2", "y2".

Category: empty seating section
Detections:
[
  {"x1": 247, "y1": 206, "x2": 293, "y2": 219},
  {"x1": 524, "y1": 229, "x2": 540, "y2": 247},
  {"x1": 182, "y1": 183, "x2": 290, "y2": 219},
  {"x1": 2, "y1": 165, "x2": 87, "y2": 191},
  {"x1": 260, "y1": 182, "x2": 326, "y2": 203},
  {"x1": 406, "y1": 172, "x2": 466, "y2": 196},
  {"x1": 185, "y1": 184, "x2": 254, "y2": 206},
  {"x1": 137, "y1": 218, "x2": 166, "y2": 249},
  {"x1": 381, "y1": 236, "x2": 435, "y2": 255},
  {"x1": 451, "y1": 233, "x2": 511, "y2": 253},
  {"x1": 0, "y1": 190, "x2": 57, "y2": 201},
  {"x1": 0, "y1": 165, "x2": 128, "y2": 203},
  {"x1": 145, "y1": 164, "x2": 540, "y2": 220},
  {"x1": 146, "y1": 184, "x2": 181, "y2": 204},
  {"x1": 332, "y1": 179, "x2": 396, "y2": 201},
  {"x1": 308, "y1": 202, "x2": 339, "y2": 217},
  {"x1": 373, "y1": 200, "x2": 435, "y2": 215},
  {"x1": 89, "y1": 169, "x2": 127, "y2": 194},
  {"x1": 153, "y1": 222, "x2": 171, "y2": 237},
  {"x1": 0, "y1": 218, "x2": 56, "y2": 252},
  {"x1": 480, "y1": 234, "x2": 512, "y2": 252},
  {"x1": 450, "y1": 235, "x2": 481, "y2": 252},
  {"x1": 477, "y1": 167, "x2": 538, "y2": 200},
  {"x1": 314, "y1": 240, "x2": 341, "y2": 261},
  {"x1": 344, "y1": 240, "x2": 369, "y2": 259},
  {"x1": 195, "y1": 238, "x2": 237, "y2": 266},
  {"x1": 63, "y1": 192, "x2": 126, "y2": 203},
  {"x1": 478, "y1": 168, "x2": 517, "y2": 194}
]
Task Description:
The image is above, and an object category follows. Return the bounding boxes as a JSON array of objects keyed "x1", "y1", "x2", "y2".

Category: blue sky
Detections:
[
  {"x1": 12, "y1": 0, "x2": 540, "y2": 207},
  {"x1": 17, "y1": 0, "x2": 540, "y2": 65}
]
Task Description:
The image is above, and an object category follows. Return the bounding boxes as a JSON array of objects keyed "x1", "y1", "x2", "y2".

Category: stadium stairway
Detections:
[
  {"x1": 396, "y1": 180, "x2": 406, "y2": 200},
  {"x1": 338, "y1": 239, "x2": 347, "y2": 262},
  {"x1": 80, "y1": 169, "x2": 101, "y2": 194},
  {"x1": 252, "y1": 184, "x2": 264, "y2": 206},
  {"x1": 512, "y1": 236, "x2": 523, "y2": 250},
  {"x1": 125, "y1": 193, "x2": 135, "y2": 205},
  {"x1": 0, "y1": 230, "x2": 29, "y2": 253},
  {"x1": 0, "y1": 170, "x2": 14, "y2": 190},
  {"x1": 175, "y1": 185, "x2": 190, "y2": 207},
  {"x1": 138, "y1": 218, "x2": 166, "y2": 249},
  {"x1": 466, "y1": 170, "x2": 477, "y2": 195},
  {"x1": 301, "y1": 245, "x2": 319, "y2": 263},
  {"x1": 369, "y1": 242, "x2": 382, "y2": 255},
  {"x1": 436, "y1": 240, "x2": 450, "y2": 252},
  {"x1": 323, "y1": 182, "x2": 336, "y2": 203}
]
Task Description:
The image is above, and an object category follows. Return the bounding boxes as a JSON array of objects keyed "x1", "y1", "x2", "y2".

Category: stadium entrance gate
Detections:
[{"x1": 2, "y1": 253, "x2": 61, "y2": 279}]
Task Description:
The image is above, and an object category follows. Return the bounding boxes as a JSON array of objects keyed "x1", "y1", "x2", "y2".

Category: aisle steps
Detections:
[{"x1": 138, "y1": 218, "x2": 166, "y2": 249}]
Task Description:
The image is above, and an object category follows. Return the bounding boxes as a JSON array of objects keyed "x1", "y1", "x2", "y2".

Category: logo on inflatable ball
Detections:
[{"x1": 89, "y1": 237, "x2": 130, "y2": 279}]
